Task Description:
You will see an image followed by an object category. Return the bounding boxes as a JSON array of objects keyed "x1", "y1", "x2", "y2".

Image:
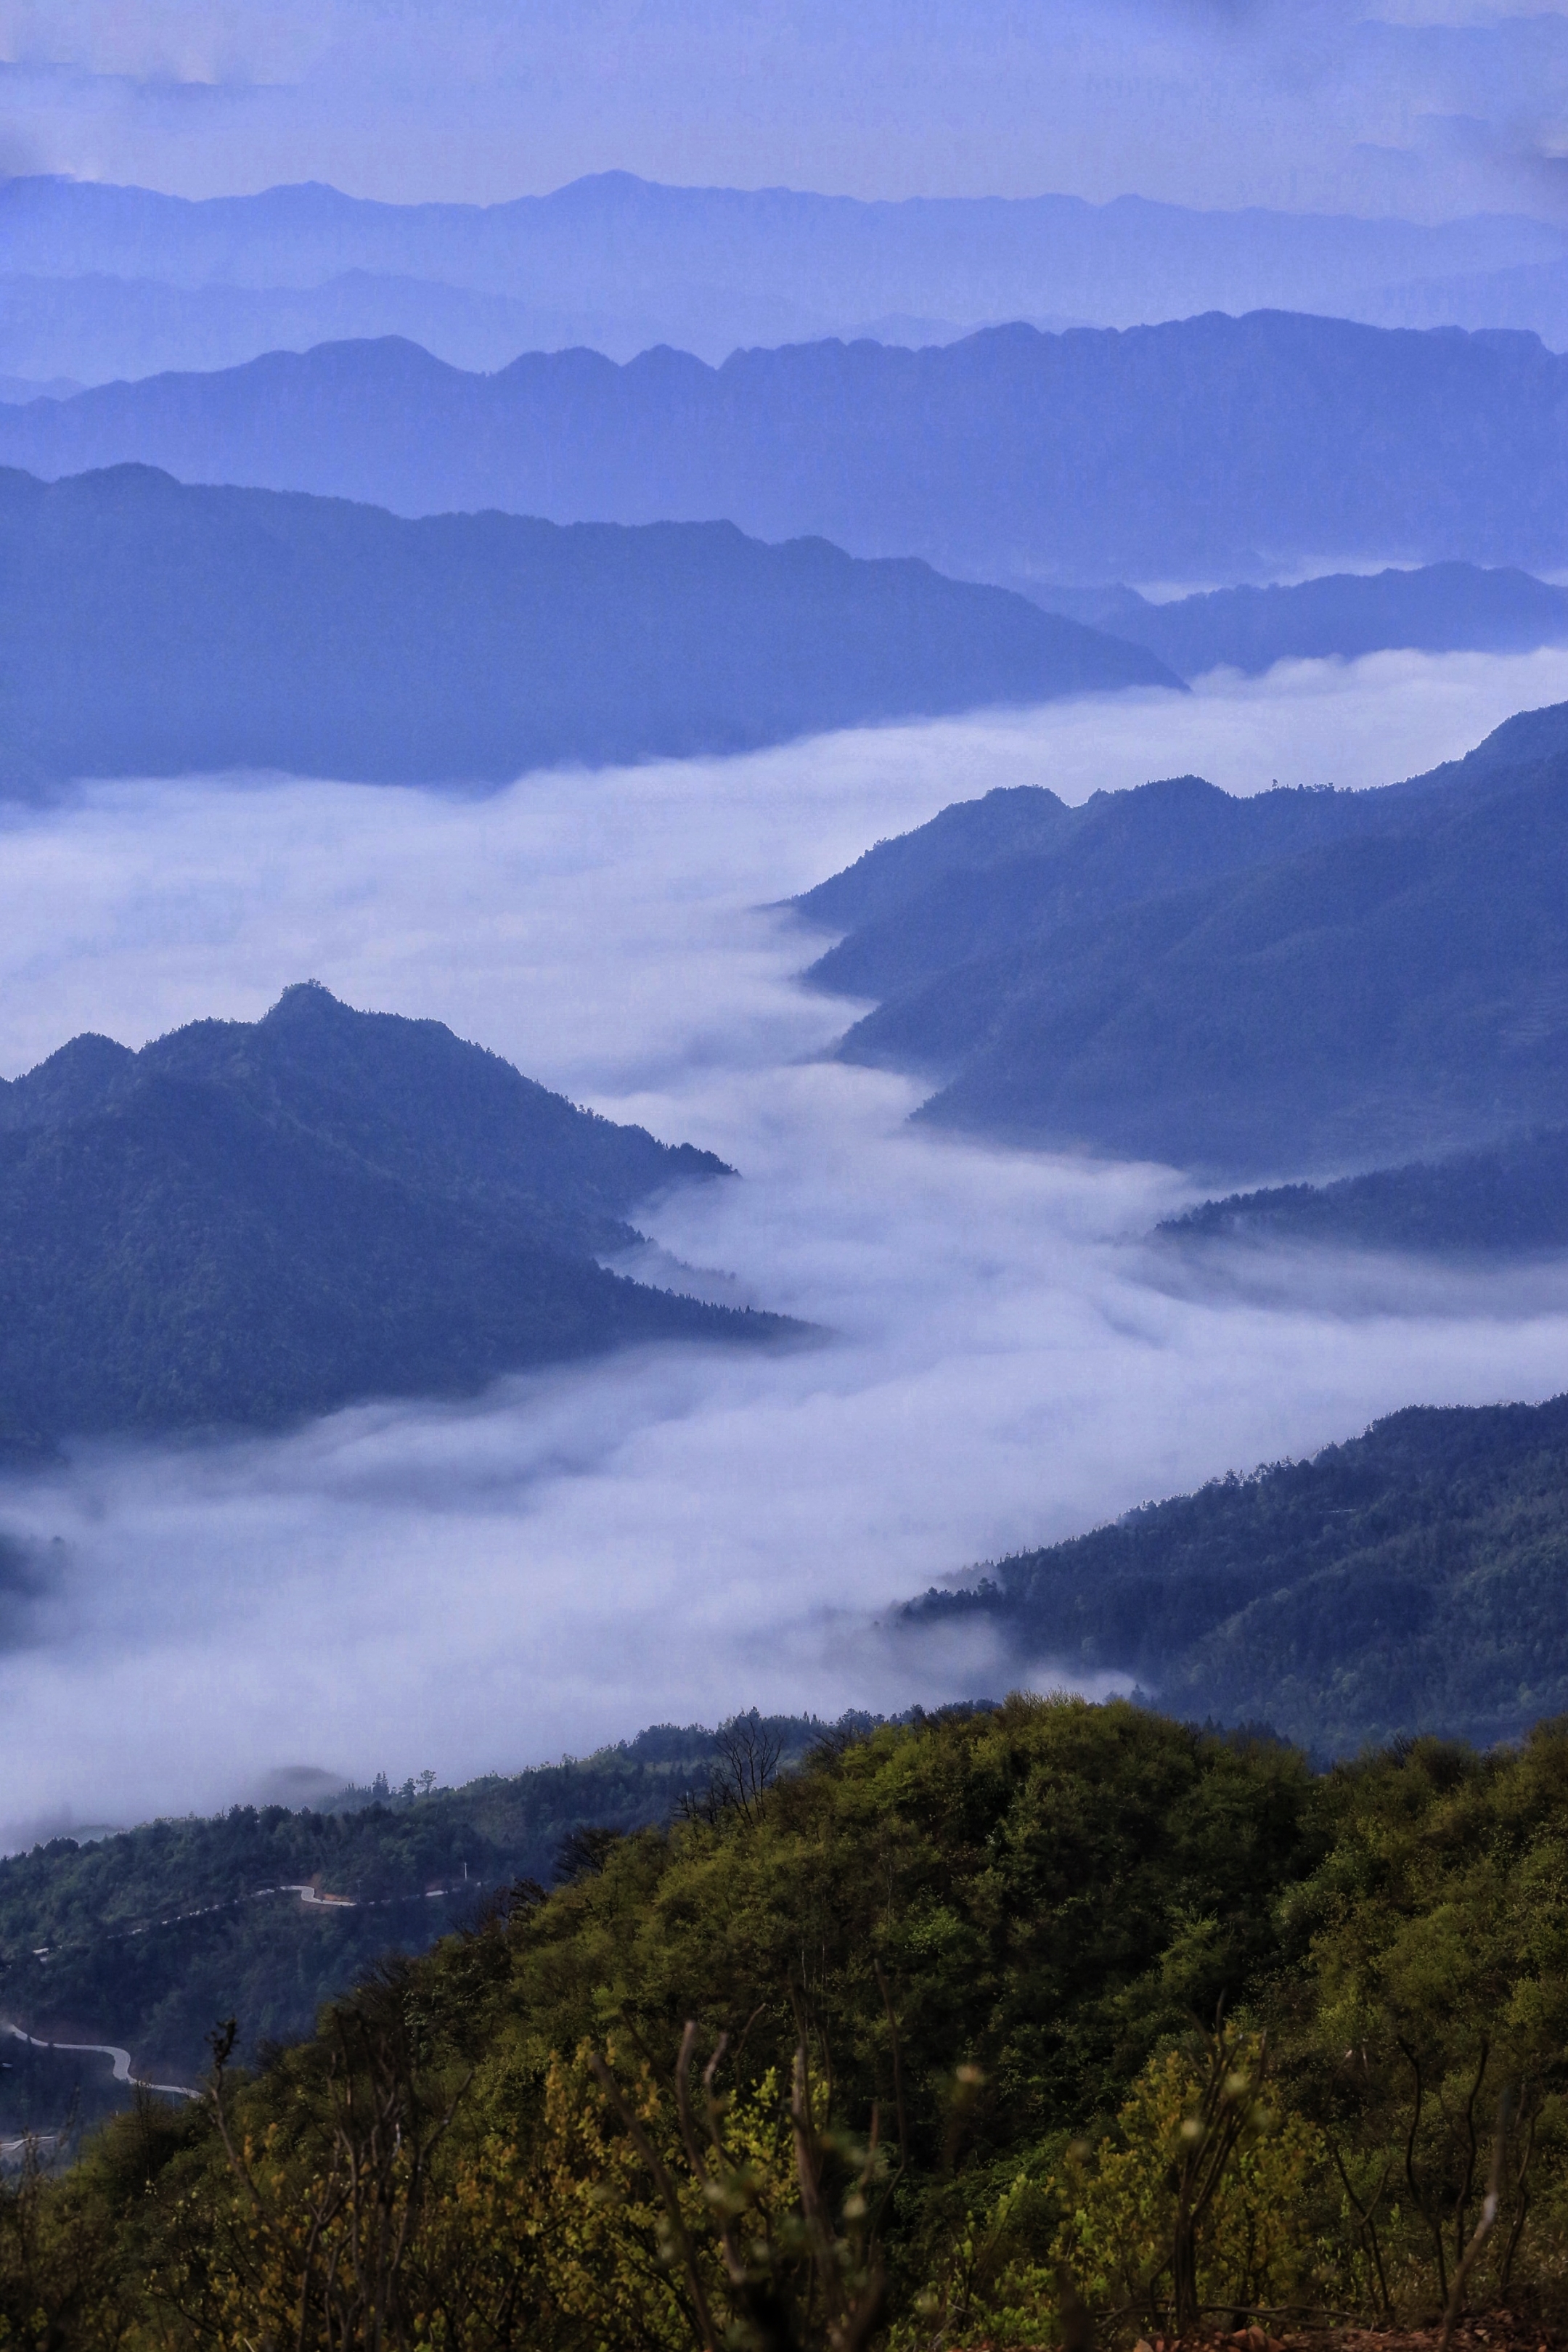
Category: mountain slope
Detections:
[
  {"x1": 0, "y1": 1712, "x2": 838, "y2": 2096},
  {"x1": 794, "y1": 773, "x2": 1402, "y2": 1005},
  {"x1": 0, "y1": 462, "x2": 1175, "y2": 793},
  {"x1": 0, "y1": 984, "x2": 788, "y2": 1448},
  {"x1": 807, "y1": 703, "x2": 1568, "y2": 1175},
  {"x1": 2, "y1": 315, "x2": 1568, "y2": 578},
  {"x1": 905, "y1": 1392, "x2": 1568, "y2": 1755}
]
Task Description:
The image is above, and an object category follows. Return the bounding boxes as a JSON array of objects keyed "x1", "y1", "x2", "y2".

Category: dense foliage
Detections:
[
  {"x1": 909, "y1": 1391, "x2": 1568, "y2": 1754},
  {"x1": 9, "y1": 1696, "x2": 1568, "y2": 2350},
  {"x1": 0, "y1": 983, "x2": 786, "y2": 1448}
]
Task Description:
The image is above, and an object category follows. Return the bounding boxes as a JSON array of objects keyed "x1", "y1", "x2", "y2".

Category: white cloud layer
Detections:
[{"x1": 3, "y1": 647, "x2": 1568, "y2": 1847}]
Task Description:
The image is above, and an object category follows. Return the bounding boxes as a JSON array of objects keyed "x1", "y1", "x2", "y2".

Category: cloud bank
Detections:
[{"x1": 4, "y1": 648, "x2": 1568, "y2": 1845}]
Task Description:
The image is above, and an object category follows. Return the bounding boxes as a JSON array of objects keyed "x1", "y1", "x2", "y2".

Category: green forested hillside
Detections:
[
  {"x1": 0, "y1": 1716, "x2": 844, "y2": 2107},
  {"x1": 908, "y1": 1391, "x2": 1568, "y2": 1752},
  {"x1": 10, "y1": 1697, "x2": 1568, "y2": 2351},
  {"x1": 0, "y1": 984, "x2": 790, "y2": 1448},
  {"x1": 1164, "y1": 1122, "x2": 1568, "y2": 1254}
]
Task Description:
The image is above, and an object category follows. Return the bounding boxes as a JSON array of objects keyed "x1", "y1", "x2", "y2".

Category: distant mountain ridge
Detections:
[
  {"x1": 0, "y1": 983, "x2": 791, "y2": 1450},
  {"x1": 3, "y1": 171, "x2": 1562, "y2": 356},
  {"x1": 799, "y1": 701, "x2": 1568, "y2": 1177},
  {"x1": 4, "y1": 316, "x2": 1568, "y2": 579},
  {"x1": 1029, "y1": 562, "x2": 1568, "y2": 677},
  {"x1": 0, "y1": 463, "x2": 1172, "y2": 794}
]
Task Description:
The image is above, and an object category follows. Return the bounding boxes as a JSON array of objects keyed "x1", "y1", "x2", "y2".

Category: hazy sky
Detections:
[
  {"x1": 4, "y1": 648, "x2": 1568, "y2": 1845},
  {"x1": 4, "y1": 0, "x2": 1568, "y2": 217}
]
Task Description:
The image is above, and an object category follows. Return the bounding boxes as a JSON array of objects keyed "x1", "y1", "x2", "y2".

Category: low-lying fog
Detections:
[{"x1": 4, "y1": 645, "x2": 1568, "y2": 1846}]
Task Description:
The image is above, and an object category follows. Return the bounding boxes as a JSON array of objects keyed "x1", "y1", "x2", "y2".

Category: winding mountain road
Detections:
[{"x1": 3, "y1": 2021, "x2": 198, "y2": 2100}]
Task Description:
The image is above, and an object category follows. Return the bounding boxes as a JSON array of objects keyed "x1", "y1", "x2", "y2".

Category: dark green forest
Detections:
[
  {"x1": 0, "y1": 982, "x2": 792, "y2": 1450},
  {"x1": 10, "y1": 1696, "x2": 1568, "y2": 2350},
  {"x1": 910, "y1": 1389, "x2": 1568, "y2": 1752}
]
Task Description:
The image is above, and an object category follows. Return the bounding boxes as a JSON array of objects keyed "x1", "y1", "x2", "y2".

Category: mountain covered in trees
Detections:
[
  {"x1": 1164, "y1": 1124, "x2": 1568, "y2": 1256},
  {"x1": 800, "y1": 701, "x2": 1568, "y2": 1176},
  {"x1": 0, "y1": 464, "x2": 1173, "y2": 795},
  {"x1": 9, "y1": 1694, "x2": 1568, "y2": 2351},
  {"x1": 4, "y1": 314, "x2": 1568, "y2": 579},
  {"x1": 1034, "y1": 559, "x2": 1568, "y2": 677},
  {"x1": 0, "y1": 1712, "x2": 840, "y2": 2110},
  {"x1": 0, "y1": 982, "x2": 787, "y2": 1450},
  {"x1": 908, "y1": 1390, "x2": 1568, "y2": 1754}
]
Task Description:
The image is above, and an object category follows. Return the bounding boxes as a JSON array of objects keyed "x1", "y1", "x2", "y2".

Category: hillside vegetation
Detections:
[
  {"x1": 907, "y1": 1390, "x2": 1568, "y2": 1752},
  {"x1": 0, "y1": 1716, "x2": 836, "y2": 2110},
  {"x1": 2, "y1": 314, "x2": 1568, "y2": 578},
  {"x1": 0, "y1": 981, "x2": 787, "y2": 1450},
  {"x1": 8, "y1": 1697, "x2": 1568, "y2": 2351},
  {"x1": 0, "y1": 462, "x2": 1175, "y2": 793}
]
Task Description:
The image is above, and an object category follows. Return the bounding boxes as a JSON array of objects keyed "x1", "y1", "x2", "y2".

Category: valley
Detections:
[{"x1": 5, "y1": 658, "x2": 1568, "y2": 1853}]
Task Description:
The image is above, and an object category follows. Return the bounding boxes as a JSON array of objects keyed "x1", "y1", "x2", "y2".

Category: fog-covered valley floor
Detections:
[{"x1": 6, "y1": 645, "x2": 1568, "y2": 1847}]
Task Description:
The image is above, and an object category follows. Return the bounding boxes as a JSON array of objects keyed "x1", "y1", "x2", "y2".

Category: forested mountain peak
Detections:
[{"x1": 0, "y1": 987, "x2": 787, "y2": 1449}]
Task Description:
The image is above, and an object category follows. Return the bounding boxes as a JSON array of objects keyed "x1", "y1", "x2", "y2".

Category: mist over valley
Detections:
[{"x1": 5, "y1": 660, "x2": 1568, "y2": 1855}]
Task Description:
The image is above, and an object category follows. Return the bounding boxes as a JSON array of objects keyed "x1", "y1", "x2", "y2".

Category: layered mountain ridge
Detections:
[
  {"x1": 4, "y1": 170, "x2": 1564, "y2": 377},
  {"x1": 4, "y1": 314, "x2": 1568, "y2": 579}
]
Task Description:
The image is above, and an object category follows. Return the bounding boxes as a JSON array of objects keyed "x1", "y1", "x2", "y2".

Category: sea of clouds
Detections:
[{"x1": 4, "y1": 646, "x2": 1568, "y2": 1846}]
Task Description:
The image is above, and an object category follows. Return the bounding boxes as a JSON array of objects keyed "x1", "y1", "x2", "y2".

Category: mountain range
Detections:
[
  {"x1": 3, "y1": 171, "x2": 1564, "y2": 380},
  {"x1": 5, "y1": 316, "x2": 1568, "y2": 580},
  {"x1": 0, "y1": 982, "x2": 789, "y2": 1451},
  {"x1": 905, "y1": 1391, "x2": 1568, "y2": 1755},
  {"x1": 0, "y1": 463, "x2": 1171, "y2": 794},
  {"x1": 799, "y1": 702, "x2": 1568, "y2": 1177}
]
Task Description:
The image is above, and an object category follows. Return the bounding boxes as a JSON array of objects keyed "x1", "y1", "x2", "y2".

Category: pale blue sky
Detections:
[{"x1": 2, "y1": 0, "x2": 1568, "y2": 219}]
